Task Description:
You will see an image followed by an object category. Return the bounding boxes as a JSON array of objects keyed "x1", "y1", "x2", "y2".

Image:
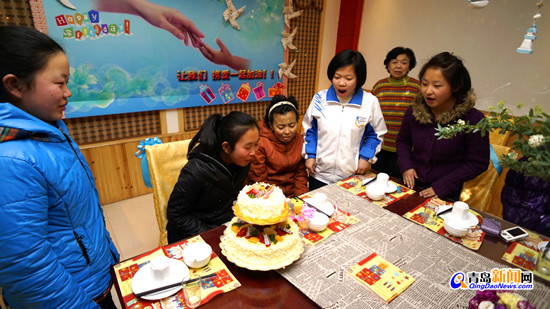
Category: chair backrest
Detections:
[
  {"x1": 460, "y1": 144, "x2": 511, "y2": 213},
  {"x1": 146, "y1": 139, "x2": 191, "y2": 246},
  {"x1": 489, "y1": 129, "x2": 511, "y2": 146}
]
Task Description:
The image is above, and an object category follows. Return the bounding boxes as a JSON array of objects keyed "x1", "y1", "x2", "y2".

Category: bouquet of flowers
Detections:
[
  {"x1": 435, "y1": 102, "x2": 550, "y2": 181},
  {"x1": 468, "y1": 290, "x2": 536, "y2": 309}
]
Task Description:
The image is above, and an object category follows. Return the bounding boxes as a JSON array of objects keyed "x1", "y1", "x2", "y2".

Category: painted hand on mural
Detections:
[
  {"x1": 199, "y1": 38, "x2": 250, "y2": 71},
  {"x1": 94, "y1": 0, "x2": 204, "y2": 46}
]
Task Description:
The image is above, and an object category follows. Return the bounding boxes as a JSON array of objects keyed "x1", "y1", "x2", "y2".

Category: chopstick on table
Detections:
[
  {"x1": 292, "y1": 195, "x2": 331, "y2": 217},
  {"x1": 134, "y1": 273, "x2": 216, "y2": 298},
  {"x1": 362, "y1": 176, "x2": 377, "y2": 187},
  {"x1": 436, "y1": 206, "x2": 453, "y2": 217}
]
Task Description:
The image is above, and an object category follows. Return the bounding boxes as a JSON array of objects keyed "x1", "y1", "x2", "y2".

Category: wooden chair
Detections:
[
  {"x1": 145, "y1": 139, "x2": 191, "y2": 246},
  {"x1": 460, "y1": 144, "x2": 511, "y2": 214}
]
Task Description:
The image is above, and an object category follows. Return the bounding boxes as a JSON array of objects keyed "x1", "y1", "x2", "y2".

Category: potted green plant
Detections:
[{"x1": 435, "y1": 102, "x2": 550, "y2": 236}]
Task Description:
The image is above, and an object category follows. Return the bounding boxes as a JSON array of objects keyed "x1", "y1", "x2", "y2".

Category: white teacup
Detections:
[
  {"x1": 150, "y1": 255, "x2": 171, "y2": 281},
  {"x1": 312, "y1": 193, "x2": 327, "y2": 207},
  {"x1": 375, "y1": 173, "x2": 390, "y2": 189},
  {"x1": 452, "y1": 201, "x2": 469, "y2": 221}
]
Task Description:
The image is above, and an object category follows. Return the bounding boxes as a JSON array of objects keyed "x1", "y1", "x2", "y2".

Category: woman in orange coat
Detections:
[{"x1": 248, "y1": 95, "x2": 308, "y2": 196}]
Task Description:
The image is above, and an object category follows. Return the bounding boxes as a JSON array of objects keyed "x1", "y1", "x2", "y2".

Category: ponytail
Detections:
[{"x1": 188, "y1": 111, "x2": 258, "y2": 158}]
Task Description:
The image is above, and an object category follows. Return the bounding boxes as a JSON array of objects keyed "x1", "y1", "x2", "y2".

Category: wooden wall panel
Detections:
[{"x1": 80, "y1": 133, "x2": 195, "y2": 205}]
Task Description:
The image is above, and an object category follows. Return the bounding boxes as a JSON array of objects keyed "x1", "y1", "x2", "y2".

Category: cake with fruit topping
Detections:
[
  {"x1": 233, "y1": 182, "x2": 289, "y2": 224},
  {"x1": 220, "y1": 217, "x2": 303, "y2": 270}
]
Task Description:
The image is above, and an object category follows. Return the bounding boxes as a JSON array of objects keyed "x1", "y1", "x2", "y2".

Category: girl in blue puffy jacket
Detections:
[{"x1": 0, "y1": 26, "x2": 119, "y2": 309}]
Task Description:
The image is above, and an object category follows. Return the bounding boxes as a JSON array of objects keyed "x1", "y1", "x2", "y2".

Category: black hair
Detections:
[
  {"x1": 189, "y1": 111, "x2": 259, "y2": 157},
  {"x1": 0, "y1": 26, "x2": 65, "y2": 102},
  {"x1": 418, "y1": 52, "x2": 472, "y2": 100},
  {"x1": 383, "y1": 47, "x2": 417, "y2": 72},
  {"x1": 264, "y1": 95, "x2": 299, "y2": 127},
  {"x1": 327, "y1": 49, "x2": 367, "y2": 91}
]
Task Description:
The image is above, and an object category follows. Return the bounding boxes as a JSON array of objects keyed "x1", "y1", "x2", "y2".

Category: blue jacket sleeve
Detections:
[
  {"x1": 359, "y1": 97, "x2": 386, "y2": 161},
  {"x1": 304, "y1": 118, "x2": 318, "y2": 158},
  {"x1": 0, "y1": 158, "x2": 99, "y2": 308},
  {"x1": 302, "y1": 95, "x2": 320, "y2": 159},
  {"x1": 359, "y1": 123, "x2": 380, "y2": 160}
]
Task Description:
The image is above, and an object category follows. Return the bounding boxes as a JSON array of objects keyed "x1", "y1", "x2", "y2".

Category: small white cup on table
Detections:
[
  {"x1": 452, "y1": 201, "x2": 470, "y2": 220},
  {"x1": 150, "y1": 255, "x2": 171, "y2": 281}
]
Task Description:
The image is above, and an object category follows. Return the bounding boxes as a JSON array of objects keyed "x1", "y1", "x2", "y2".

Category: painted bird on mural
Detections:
[{"x1": 58, "y1": 0, "x2": 77, "y2": 10}]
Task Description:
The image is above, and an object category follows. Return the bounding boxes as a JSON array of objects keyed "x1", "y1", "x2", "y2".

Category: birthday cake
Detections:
[
  {"x1": 220, "y1": 217, "x2": 303, "y2": 270},
  {"x1": 221, "y1": 183, "x2": 303, "y2": 270},
  {"x1": 233, "y1": 182, "x2": 289, "y2": 224}
]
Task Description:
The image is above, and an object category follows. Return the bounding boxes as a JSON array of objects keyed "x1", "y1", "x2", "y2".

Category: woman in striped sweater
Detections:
[{"x1": 371, "y1": 47, "x2": 421, "y2": 178}]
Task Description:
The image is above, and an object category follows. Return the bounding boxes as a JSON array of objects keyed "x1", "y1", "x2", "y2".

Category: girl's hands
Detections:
[
  {"x1": 402, "y1": 168, "x2": 417, "y2": 189},
  {"x1": 356, "y1": 158, "x2": 371, "y2": 175},
  {"x1": 419, "y1": 187, "x2": 437, "y2": 199},
  {"x1": 305, "y1": 158, "x2": 316, "y2": 175}
]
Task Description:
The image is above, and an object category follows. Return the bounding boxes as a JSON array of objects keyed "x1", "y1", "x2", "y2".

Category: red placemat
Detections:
[
  {"x1": 290, "y1": 195, "x2": 360, "y2": 246},
  {"x1": 336, "y1": 174, "x2": 415, "y2": 207},
  {"x1": 113, "y1": 236, "x2": 240, "y2": 309},
  {"x1": 402, "y1": 198, "x2": 486, "y2": 250},
  {"x1": 347, "y1": 252, "x2": 415, "y2": 304},
  {"x1": 501, "y1": 232, "x2": 550, "y2": 281}
]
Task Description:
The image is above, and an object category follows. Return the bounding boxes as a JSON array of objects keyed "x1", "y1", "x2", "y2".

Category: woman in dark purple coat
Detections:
[{"x1": 396, "y1": 52, "x2": 489, "y2": 201}]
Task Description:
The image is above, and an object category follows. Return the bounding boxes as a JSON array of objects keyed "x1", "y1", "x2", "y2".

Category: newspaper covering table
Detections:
[{"x1": 277, "y1": 184, "x2": 550, "y2": 309}]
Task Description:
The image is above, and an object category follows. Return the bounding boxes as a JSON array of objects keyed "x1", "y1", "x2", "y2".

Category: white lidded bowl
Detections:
[
  {"x1": 182, "y1": 242, "x2": 212, "y2": 268},
  {"x1": 306, "y1": 212, "x2": 329, "y2": 232},
  {"x1": 444, "y1": 217, "x2": 469, "y2": 237}
]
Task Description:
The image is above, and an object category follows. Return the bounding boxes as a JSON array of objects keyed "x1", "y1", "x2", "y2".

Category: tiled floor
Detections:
[
  {"x1": 103, "y1": 193, "x2": 159, "y2": 309},
  {"x1": 104, "y1": 193, "x2": 159, "y2": 261}
]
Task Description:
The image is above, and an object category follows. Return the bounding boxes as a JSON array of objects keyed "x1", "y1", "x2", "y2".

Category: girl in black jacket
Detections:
[{"x1": 166, "y1": 111, "x2": 259, "y2": 243}]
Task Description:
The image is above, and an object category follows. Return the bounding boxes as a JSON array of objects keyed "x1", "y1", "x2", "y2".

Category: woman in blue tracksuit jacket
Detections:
[
  {"x1": 0, "y1": 26, "x2": 119, "y2": 308},
  {"x1": 302, "y1": 49, "x2": 387, "y2": 189}
]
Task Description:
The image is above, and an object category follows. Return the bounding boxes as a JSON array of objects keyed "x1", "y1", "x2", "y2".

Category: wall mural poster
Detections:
[{"x1": 36, "y1": 0, "x2": 285, "y2": 118}]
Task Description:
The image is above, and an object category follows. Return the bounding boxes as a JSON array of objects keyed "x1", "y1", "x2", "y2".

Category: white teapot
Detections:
[{"x1": 365, "y1": 173, "x2": 391, "y2": 200}]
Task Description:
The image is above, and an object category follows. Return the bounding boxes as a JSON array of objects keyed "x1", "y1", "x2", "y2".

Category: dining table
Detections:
[{"x1": 111, "y1": 175, "x2": 550, "y2": 309}]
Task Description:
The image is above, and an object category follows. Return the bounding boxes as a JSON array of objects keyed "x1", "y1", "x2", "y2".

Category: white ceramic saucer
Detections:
[
  {"x1": 303, "y1": 198, "x2": 336, "y2": 216},
  {"x1": 441, "y1": 211, "x2": 479, "y2": 229},
  {"x1": 384, "y1": 182, "x2": 397, "y2": 193},
  {"x1": 365, "y1": 182, "x2": 397, "y2": 194},
  {"x1": 132, "y1": 258, "x2": 189, "y2": 300}
]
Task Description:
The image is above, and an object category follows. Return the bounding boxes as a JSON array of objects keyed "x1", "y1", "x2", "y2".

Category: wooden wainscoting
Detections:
[{"x1": 80, "y1": 133, "x2": 195, "y2": 205}]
